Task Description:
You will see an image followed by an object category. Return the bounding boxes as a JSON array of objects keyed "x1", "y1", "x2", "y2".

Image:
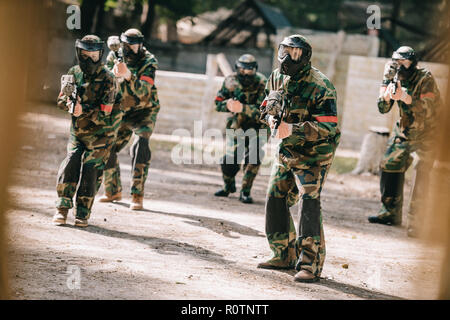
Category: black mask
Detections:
[
  {"x1": 122, "y1": 44, "x2": 143, "y2": 67},
  {"x1": 78, "y1": 56, "x2": 101, "y2": 76},
  {"x1": 398, "y1": 64, "x2": 416, "y2": 80},
  {"x1": 279, "y1": 54, "x2": 302, "y2": 77},
  {"x1": 237, "y1": 74, "x2": 255, "y2": 86}
]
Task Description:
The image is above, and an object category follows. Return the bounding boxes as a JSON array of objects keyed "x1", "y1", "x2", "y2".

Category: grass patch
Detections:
[{"x1": 330, "y1": 156, "x2": 358, "y2": 174}]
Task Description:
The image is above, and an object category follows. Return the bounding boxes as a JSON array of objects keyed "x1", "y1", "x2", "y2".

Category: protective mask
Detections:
[
  {"x1": 237, "y1": 73, "x2": 255, "y2": 86},
  {"x1": 398, "y1": 64, "x2": 415, "y2": 80},
  {"x1": 123, "y1": 44, "x2": 143, "y2": 66},
  {"x1": 78, "y1": 55, "x2": 101, "y2": 76},
  {"x1": 279, "y1": 54, "x2": 302, "y2": 77}
]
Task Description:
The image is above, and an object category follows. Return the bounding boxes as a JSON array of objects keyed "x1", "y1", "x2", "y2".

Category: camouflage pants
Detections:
[
  {"x1": 264, "y1": 159, "x2": 332, "y2": 277},
  {"x1": 220, "y1": 128, "x2": 268, "y2": 194},
  {"x1": 378, "y1": 135, "x2": 432, "y2": 225},
  {"x1": 101, "y1": 107, "x2": 158, "y2": 196},
  {"x1": 95, "y1": 108, "x2": 123, "y2": 193},
  {"x1": 56, "y1": 126, "x2": 113, "y2": 219}
]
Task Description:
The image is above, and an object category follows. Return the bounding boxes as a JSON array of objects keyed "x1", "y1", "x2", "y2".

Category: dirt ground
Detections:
[{"x1": 5, "y1": 103, "x2": 444, "y2": 300}]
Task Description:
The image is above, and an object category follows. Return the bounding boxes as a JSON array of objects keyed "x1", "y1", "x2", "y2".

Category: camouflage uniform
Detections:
[
  {"x1": 259, "y1": 61, "x2": 340, "y2": 277},
  {"x1": 371, "y1": 48, "x2": 441, "y2": 231},
  {"x1": 214, "y1": 71, "x2": 269, "y2": 197},
  {"x1": 95, "y1": 50, "x2": 124, "y2": 194},
  {"x1": 56, "y1": 64, "x2": 116, "y2": 220},
  {"x1": 101, "y1": 48, "x2": 160, "y2": 197}
]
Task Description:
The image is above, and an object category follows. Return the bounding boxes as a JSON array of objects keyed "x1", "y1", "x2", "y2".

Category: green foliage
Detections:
[{"x1": 330, "y1": 156, "x2": 358, "y2": 175}]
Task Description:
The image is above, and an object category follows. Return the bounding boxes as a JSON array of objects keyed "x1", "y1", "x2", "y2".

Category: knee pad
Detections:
[
  {"x1": 265, "y1": 197, "x2": 290, "y2": 235},
  {"x1": 58, "y1": 148, "x2": 84, "y2": 183},
  {"x1": 131, "y1": 136, "x2": 151, "y2": 164},
  {"x1": 221, "y1": 162, "x2": 240, "y2": 177},
  {"x1": 299, "y1": 198, "x2": 322, "y2": 238},
  {"x1": 78, "y1": 164, "x2": 98, "y2": 196}
]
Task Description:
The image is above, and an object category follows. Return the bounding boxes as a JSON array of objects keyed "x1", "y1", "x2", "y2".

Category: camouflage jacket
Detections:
[
  {"x1": 57, "y1": 64, "x2": 116, "y2": 135},
  {"x1": 260, "y1": 63, "x2": 340, "y2": 168},
  {"x1": 215, "y1": 72, "x2": 268, "y2": 130},
  {"x1": 117, "y1": 48, "x2": 160, "y2": 115},
  {"x1": 378, "y1": 66, "x2": 441, "y2": 143},
  {"x1": 105, "y1": 50, "x2": 118, "y2": 70}
]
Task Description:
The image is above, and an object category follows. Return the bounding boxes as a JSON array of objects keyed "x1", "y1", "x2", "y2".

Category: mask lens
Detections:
[
  {"x1": 81, "y1": 50, "x2": 100, "y2": 62},
  {"x1": 239, "y1": 68, "x2": 255, "y2": 76},
  {"x1": 122, "y1": 43, "x2": 140, "y2": 54},
  {"x1": 289, "y1": 47, "x2": 302, "y2": 62}
]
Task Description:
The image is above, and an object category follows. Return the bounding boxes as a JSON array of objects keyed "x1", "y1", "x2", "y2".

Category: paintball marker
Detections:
[
  {"x1": 107, "y1": 35, "x2": 123, "y2": 62},
  {"x1": 391, "y1": 65, "x2": 399, "y2": 96},
  {"x1": 224, "y1": 76, "x2": 246, "y2": 128},
  {"x1": 60, "y1": 74, "x2": 77, "y2": 114},
  {"x1": 265, "y1": 90, "x2": 288, "y2": 138},
  {"x1": 385, "y1": 60, "x2": 400, "y2": 97}
]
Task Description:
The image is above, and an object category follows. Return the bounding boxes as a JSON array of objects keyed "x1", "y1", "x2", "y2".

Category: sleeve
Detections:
[
  {"x1": 411, "y1": 74, "x2": 441, "y2": 138},
  {"x1": 125, "y1": 59, "x2": 157, "y2": 101},
  {"x1": 146, "y1": 101, "x2": 161, "y2": 136},
  {"x1": 377, "y1": 84, "x2": 395, "y2": 114},
  {"x1": 56, "y1": 67, "x2": 75, "y2": 112},
  {"x1": 214, "y1": 79, "x2": 232, "y2": 113},
  {"x1": 259, "y1": 73, "x2": 274, "y2": 125},
  {"x1": 292, "y1": 85, "x2": 339, "y2": 141},
  {"x1": 241, "y1": 78, "x2": 266, "y2": 122},
  {"x1": 98, "y1": 73, "x2": 116, "y2": 117}
]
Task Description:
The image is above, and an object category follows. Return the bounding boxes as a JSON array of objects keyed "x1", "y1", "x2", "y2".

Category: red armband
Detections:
[
  {"x1": 100, "y1": 104, "x2": 113, "y2": 113},
  {"x1": 420, "y1": 92, "x2": 435, "y2": 100},
  {"x1": 315, "y1": 116, "x2": 338, "y2": 123},
  {"x1": 139, "y1": 75, "x2": 154, "y2": 85}
]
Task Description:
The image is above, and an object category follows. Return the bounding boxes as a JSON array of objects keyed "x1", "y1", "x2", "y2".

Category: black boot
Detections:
[
  {"x1": 368, "y1": 171, "x2": 404, "y2": 226},
  {"x1": 239, "y1": 191, "x2": 253, "y2": 204},
  {"x1": 214, "y1": 189, "x2": 230, "y2": 197},
  {"x1": 214, "y1": 184, "x2": 236, "y2": 197}
]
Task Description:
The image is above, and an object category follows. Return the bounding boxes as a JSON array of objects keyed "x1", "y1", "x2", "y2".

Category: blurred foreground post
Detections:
[
  {"x1": 0, "y1": 0, "x2": 45, "y2": 299},
  {"x1": 420, "y1": 8, "x2": 450, "y2": 298}
]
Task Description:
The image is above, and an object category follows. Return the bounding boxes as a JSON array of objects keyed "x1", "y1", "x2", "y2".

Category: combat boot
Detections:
[
  {"x1": 257, "y1": 257, "x2": 293, "y2": 270},
  {"x1": 294, "y1": 270, "x2": 319, "y2": 283},
  {"x1": 214, "y1": 184, "x2": 236, "y2": 197},
  {"x1": 369, "y1": 171, "x2": 404, "y2": 226},
  {"x1": 99, "y1": 191, "x2": 122, "y2": 203},
  {"x1": 368, "y1": 215, "x2": 397, "y2": 225},
  {"x1": 52, "y1": 208, "x2": 68, "y2": 226},
  {"x1": 239, "y1": 191, "x2": 253, "y2": 204},
  {"x1": 130, "y1": 194, "x2": 144, "y2": 210},
  {"x1": 74, "y1": 217, "x2": 88, "y2": 228}
]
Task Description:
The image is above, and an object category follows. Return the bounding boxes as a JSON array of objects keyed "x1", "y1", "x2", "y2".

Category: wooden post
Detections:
[
  {"x1": 201, "y1": 54, "x2": 219, "y2": 128},
  {"x1": 0, "y1": 0, "x2": 44, "y2": 299},
  {"x1": 216, "y1": 53, "x2": 233, "y2": 77},
  {"x1": 326, "y1": 30, "x2": 346, "y2": 81}
]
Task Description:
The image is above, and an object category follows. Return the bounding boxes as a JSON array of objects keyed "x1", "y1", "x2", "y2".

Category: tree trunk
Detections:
[
  {"x1": 93, "y1": 0, "x2": 107, "y2": 37},
  {"x1": 80, "y1": 0, "x2": 99, "y2": 34},
  {"x1": 166, "y1": 18, "x2": 178, "y2": 42},
  {"x1": 141, "y1": 1, "x2": 156, "y2": 39}
]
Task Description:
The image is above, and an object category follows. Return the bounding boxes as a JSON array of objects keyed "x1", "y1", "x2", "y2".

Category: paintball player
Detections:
[
  {"x1": 52, "y1": 35, "x2": 116, "y2": 227},
  {"x1": 368, "y1": 46, "x2": 441, "y2": 237},
  {"x1": 214, "y1": 54, "x2": 268, "y2": 204},
  {"x1": 93, "y1": 36, "x2": 125, "y2": 197},
  {"x1": 98, "y1": 28, "x2": 161, "y2": 210},
  {"x1": 258, "y1": 35, "x2": 340, "y2": 283}
]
